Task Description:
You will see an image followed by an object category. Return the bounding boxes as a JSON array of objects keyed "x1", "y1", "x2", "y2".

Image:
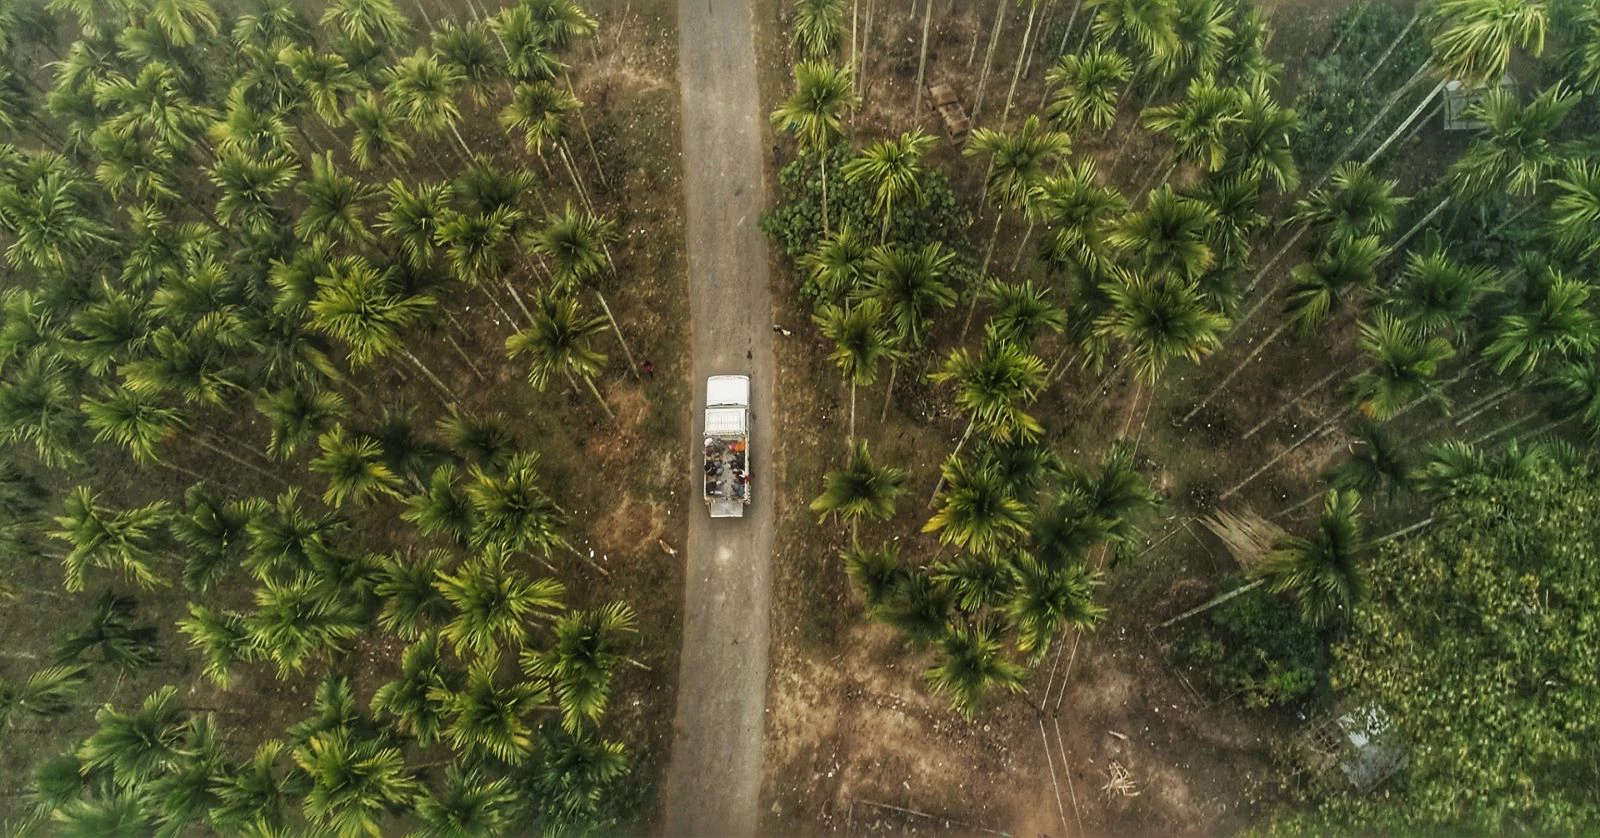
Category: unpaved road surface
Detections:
[{"x1": 661, "y1": 0, "x2": 775, "y2": 834}]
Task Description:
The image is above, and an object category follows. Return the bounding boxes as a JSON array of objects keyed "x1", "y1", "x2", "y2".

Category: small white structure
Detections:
[{"x1": 1443, "y1": 74, "x2": 1517, "y2": 131}]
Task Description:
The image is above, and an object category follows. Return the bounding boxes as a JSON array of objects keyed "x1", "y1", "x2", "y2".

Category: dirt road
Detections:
[{"x1": 661, "y1": 0, "x2": 775, "y2": 834}]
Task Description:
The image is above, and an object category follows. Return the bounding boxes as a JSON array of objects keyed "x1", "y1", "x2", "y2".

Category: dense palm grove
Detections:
[
  {"x1": 773, "y1": 0, "x2": 1599, "y2": 829},
  {"x1": 0, "y1": 0, "x2": 659, "y2": 833}
]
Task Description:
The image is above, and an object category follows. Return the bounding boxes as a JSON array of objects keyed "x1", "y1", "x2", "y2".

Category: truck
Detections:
[{"x1": 703, "y1": 374, "x2": 752, "y2": 518}]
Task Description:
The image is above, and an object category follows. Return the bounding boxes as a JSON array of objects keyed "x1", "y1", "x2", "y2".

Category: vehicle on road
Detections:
[{"x1": 703, "y1": 375, "x2": 752, "y2": 518}]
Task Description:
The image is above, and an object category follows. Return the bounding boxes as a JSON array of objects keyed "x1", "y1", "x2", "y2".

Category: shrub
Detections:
[
  {"x1": 1292, "y1": 3, "x2": 1427, "y2": 172},
  {"x1": 1180, "y1": 581, "x2": 1326, "y2": 711}
]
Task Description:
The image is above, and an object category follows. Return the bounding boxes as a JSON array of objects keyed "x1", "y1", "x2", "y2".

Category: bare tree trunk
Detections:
[
  {"x1": 1308, "y1": 61, "x2": 1432, "y2": 191},
  {"x1": 1156, "y1": 579, "x2": 1263, "y2": 628},
  {"x1": 928, "y1": 419, "x2": 977, "y2": 506},
  {"x1": 1241, "y1": 361, "x2": 1356, "y2": 440},
  {"x1": 581, "y1": 373, "x2": 616, "y2": 422},
  {"x1": 1240, "y1": 224, "x2": 1309, "y2": 299},
  {"x1": 566, "y1": 76, "x2": 608, "y2": 187},
  {"x1": 972, "y1": 0, "x2": 1008, "y2": 120},
  {"x1": 1219, "y1": 408, "x2": 1349, "y2": 502},
  {"x1": 881, "y1": 358, "x2": 899, "y2": 421},
  {"x1": 403, "y1": 349, "x2": 461, "y2": 404},
  {"x1": 594, "y1": 291, "x2": 641, "y2": 380},
  {"x1": 1358, "y1": 7, "x2": 1422, "y2": 85},
  {"x1": 913, "y1": 4, "x2": 933, "y2": 121},
  {"x1": 1361, "y1": 79, "x2": 1447, "y2": 168},
  {"x1": 1000, "y1": 0, "x2": 1040, "y2": 125}
]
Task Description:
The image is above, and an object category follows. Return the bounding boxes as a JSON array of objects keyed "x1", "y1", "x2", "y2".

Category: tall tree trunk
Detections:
[
  {"x1": 1358, "y1": 7, "x2": 1423, "y2": 85},
  {"x1": 445, "y1": 334, "x2": 486, "y2": 381},
  {"x1": 1361, "y1": 79, "x2": 1447, "y2": 168},
  {"x1": 500, "y1": 275, "x2": 534, "y2": 323},
  {"x1": 881, "y1": 358, "x2": 900, "y2": 421},
  {"x1": 1451, "y1": 384, "x2": 1516, "y2": 427},
  {"x1": 1240, "y1": 224, "x2": 1309, "y2": 299},
  {"x1": 558, "y1": 141, "x2": 594, "y2": 213},
  {"x1": 190, "y1": 434, "x2": 287, "y2": 487},
  {"x1": 1109, "y1": 74, "x2": 1164, "y2": 172},
  {"x1": 913, "y1": 4, "x2": 934, "y2": 121},
  {"x1": 820, "y1": 152, "x2": 832, "y2": 235},
  {"x1": 928, "y1": 418, "x2": 977, "y2": 506},
  {"x1": 1219, "y1": 408, "x2": 1350, "y2": 502},
  {"x1": 1008, "y1": 218, "x2": 1036, "y2": 271},
  {"x1": 1390, "y1": 195, "x2": 1452, "y2": 256},
  {"x1": 567, "y1": 76, "x2": 608, "y2": 188},
  {"x1": 580, "y1": 373, "x2": 616, "y2": 421},
  {"x1": 1178, "y1": 321, "x2": 1292, "y2": 425},
  {"x1": 1309, "y1": 61, "x2": 1433, "y2": 191},
  {"x1": 1156, "y1": 579, "x2": 1263, "y2": 628},
  {"x1": 593, "y1": 290, "x2": 641, "y2": 380},
  {"x1": 402, "y1": 349, "x2": 460, "y2": 403},
  {"x1": 1000, "y1": 1, "x2": 1040, "y2": 125},
  {"x1": 972, "y1": 0, "x2": 1008, "y2": 121},
  {"x1": 961, "y1": 212, "x2": 1006, "y2": 340},
  {"x1": 848, "y1": 380, "x2": 857, "y2": 448},
  {"x1": 1241, "y1": 360, "x2": 1357, "y2": 440}
]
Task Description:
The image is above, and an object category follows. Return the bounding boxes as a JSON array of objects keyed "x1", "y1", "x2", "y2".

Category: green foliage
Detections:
[
  {"x1": 1325, "y1": 460, "x2": 1600, "y2": 831},
  {"x1": 1181, "y1": 583, "x2": 1325, "y2": 710},
  {"x1": 1289, "y1": 2, "x2": 1426, "y2": 172},
  {"x1": 764, "y1": 143, "x2": 975, "y2": 272}
]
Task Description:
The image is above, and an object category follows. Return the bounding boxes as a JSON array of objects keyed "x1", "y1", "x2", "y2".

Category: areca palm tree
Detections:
[
  {"x1": 52, "y1": 486, "x2": 172, "y2": 592},
  {"x1": 924, "y1": 618, "x2": 1026, "y2": 718},
  {"x1": 280, "y1": 45, "x2": 366, "y2": 126},
  {"x1": 506, "y1": 291, "x2": 613, "y2": 419},
  {"x1": 1224, "y1": 78, "x2": 1299, "y2": 193},
  {"x1": 465, "y1": 452, "x2": 568, "y2": 556},
  {"x1": 295, "y1": 152, "x2": 379, "y2": 247},
  {"x1": 77, "y1": 685, "x2": 188, "y2": 786},
  {"x1": 800, "y1": 224, "x2": 871, "y2": 304},
  {"x1": 246, "y1": 573, "x2": 365, "y2": 675},
  {"x1": 1327, "y1": 420, "x2": 1413, "y2": 502},
  {"x1": 1244, "y1": 162, "x2": 1402, "y2": 300},
  {"x1": 80, "y1": 384, "x2": 180, "y2": 466},
  {"x1": 810, "y1": 439, "x2": 907, "y2": 534},
  {"x1": 433, "y1": 653, "x2": 546, "y2": 764},
  {"x1": 0, "y1": 664, "x2": 88, "y2": 728},
  {"x1": 1382, "y1": 247, "x2": 1496, "y2": 339},
  {"x1": 499, "y1": 79, "x2": 590, "y2": 200},
  {"x1": 175, "y1": 604, "x2": 254, "y2": 688},
  {"x1": 1449, "y1": 81, "x2": 1575, "y2": 201},
  {"x1": 413, "y1": 764, "x2": 523, "y2": 838},
  {"x1": 345, "y1": 92, "x2": 413, "y2": 171},
  {"x1": 434, "y1": 544, "x2": 564, "y2": 656},
  {"x1": 256, "y1": 385, "x2": 347, "y2": 461},
  {"x1": 1254, "y1": 489, "x2": 1366, "y2": 628},
  {"x1": 526, "y1": 204, "x2": 639, "y2": 376},
  {"x1": 984, "y1": 279, "x2": 1068, "y2": 345},
  {"x1": 1088, "y1": 0, "x2": 1181, "y2": 68},
  {"x1": 1547, "y1": 159, "x2": 1600, "y2": 262},
  {"x1": 1094, "y1": 271, "x2": 1229, "y2": 386},
  {"x1": 373, "y1": 549, "x2": 452, "y2": 639},
  {"x1": 965, "y1": 115, "x2": 1072, "y2": 283},
  {"x1": 307, "y1": 256, "x2": 455, "y2": 400},
  {"x1": 527, "y1": 723, "x2": 630, "y2": 830},
  {"x1": 1348, "y1": 312, "x2": 1456, "y2": 420},
  {"x1": 1031, "y1": 159, "x2": 1127, "y2": 277},
  {"x1": 209, "y1": 740, "x2": 303, "y2": 833},
  {"x1": 933, "y1": 552, "x2": 1012, "y2": 613},
  {"x1": 1045, "y1": 46, "x2": 1132, "y2": 132},
  {"x1": 522, "y1": 601, "x2": 639, "y2": 732},
  {"x1": 311, "y1": 424, "x2": 405, "y2": 507},
  {"x1": 790, "y1": 0, "x2": 845, "y2": 59},
  {"x1": 813, "y1": 298, "x2": 895, "y2": 446},
  {"x1": 1108, "y1": 186, "x2": 1216, "y2": 281},
  {"x1": 434, "y1": 20, "x2": 504, "y2": 103},
  {"x1": 923, "y1": 455, "x2": 1032, "y2": 554},
  {"x1": 931, "y1": 326, "x2": 1048, "y2": 449},
  {"x1": 491, "y1": 6, "x2": 563, "y2": 82},
  {"x1": 403, "y1": 466, "x2": 474, "y2": 546},
  {"x1": 841, "y1": 540, "x2": 906, "y2": 611},
  {"x1": 383, "y1": 47, "x2": 472, "y2": 160},
  {"x1": 54, "y1": 591, "x2": 158, "y2": 670},
  {"x1": 293, "y1": 729, "x2": 420, "y2": 838},
  {"x1": 1004, "y1": 555, "x2": 1104, "y2": 660},
  {"x1": 1483, "y1": 270, "x2": 1599, "y2": 379},
  {"x1": 380, "y1": 179, "x2": 452, "y2": 268},
  {"x1": 770, "y1": 61, "x2": 858, "y2": 234},
  {"x1": 841, "y1": 128, "x2": 934, "y2": 243},
  {"x1": 1282, "y1": 234, "x2": 1386, "y2": 333},
  {"x1": 320, "y1": 0, "x2": 411, "y2": 72},
  {"x1": 370, "y1": 631, "x2": 457, "y2": 746},
  {"x1": 1139, "y1": 77, "x2": 1242, "y2": 186}
]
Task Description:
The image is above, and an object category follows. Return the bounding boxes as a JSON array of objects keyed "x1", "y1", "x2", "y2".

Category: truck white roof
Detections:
[
  {"x1": 707, "y1": 374, "x2": 750, "y2": 407},
  {"x1": 705, "y1": 407, "x2": 747, "y2": 436}
]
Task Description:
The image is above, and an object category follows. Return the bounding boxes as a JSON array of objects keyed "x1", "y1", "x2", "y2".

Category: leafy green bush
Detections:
[
  {"x1": 1181, "y1": 582, "x2": 1327, "y2": 710},
  {"x1": 762, "y1": 143, "x2": 978, "y2": 299},
  {"x1": 1292, "y1": 3, "x2": 1427, "y2": 172}
]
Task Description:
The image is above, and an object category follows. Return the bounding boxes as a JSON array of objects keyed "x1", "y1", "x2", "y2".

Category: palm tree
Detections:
[
  {"x1": 1107, "y1": 186, "x2": 1216, "y2": 281},
  {"x1": 1483, "y1": 270, "x2": 1599, "y2": 380},
  {"x1": 1046, "y1": 46, "x2": 1132, "y2": 132},
  {"x1": 310, "y1": 424, "x2": 405, "y2": 508},
  {"x1": 295, "y1": 152, "x2": 379, "y2": 247},
  {"x1": 924, "y1": 618, "x2": 1026, "y2": 718},
  {"x1": 841, "y1": 128, "x2": 934, "y2": 243},
  {"x1": 527, "y1": 723, "x2": 631, "y2": 830},
  {"x1": 1138, "y1": 77, "x2": 1242, "y2": 189},
  {"x1": 370, "y1": 631, "x2": 457, "y2": 746},
  {"x1": 1381, "y1": 247, "x2": 1496, "y2": 339},
  {"x1": 931, "y1": 326, "x2": 1048, "y2": 451},
  {"x1": 526, "y1": 204, "x2": 639, "y2": 376},
  {"x1": 76, "y1": 685, "x2": 188, "y2": 786},
  {"x1": 1242, "y1": 161, "x2": 1402, "y2": 301},
  {"x1": 506, "y1": 291, "x2": 613, "y2": 420},
  {"x1": 1547, "y1": 159, "x2": 1600, "y2": 262},
  {"x1": 413, "y1": 764, "x2": 523, "y2": 838},
  {"x1": 801, "y1": 223, "x2": 871, "y2": 304},
  {"x1": 433, "y1": 20, "x2": 505, "y2": 104},
  {"x1": 434, "y1": 544, "x2": 564, "y2": 656},
  {"x1": 0, "y1": 350, "x2": 84, "y2": 469},
  {"x1": 770, "y1": 61, "x2": 859, "y2": 234},
  {"x1": 79, "y1": 385, "x2": 181, "y2": 467},
  {"x1": 933, "y1": 552, "x2": 1012, "y2": 613},
  {"x1": 858, "y1": 241, "x2": 956, "y2": 417},
  {"x1": 280, "y1": 46, "x2": 366, "y2": 127},
  {"x1": 1031, "y1": 159, "x2": 1127, "y2": 277},
  {"x1": 465, "y1": 452, "x2": 568, "y2": 556},
  {"x1": 1326, "y1": 420, "x2": 1413, "y2": 503},
  {"x1": 403, "y1": 465, "x2": 475, "y2": 545},
  {"x1": 256, "y1": 385, "x2": 348, "y2": 461},
  {"x1": 433, "y1": 653, "x2": 546, "y2": 764},
  {"x1": 923, "y1": 456, "x2": 1032, "y2": 554},
  {"x1": 54, "y1": 591, "x2": 159, "y2": 671},
  {"x1": 984, "y1": 279, "x2": 1068, "y2": 345},
  {"x1": 1348, "y1": 313, "x2": 1456, "y2": 420},
  {"x1": 491, "y1": 6, "x2": 563, "y2": 83},
  {"x1": 791, "y1": 0, "x2": 845, "y2": 59},
  {"x1": 307, "y1": 256, "x2": 455, "y2": 401},
  {"x1": 841, "y1": 540, "x2": 906, "y2": 611},
  {"x1": 384, "y1": 48, "x2": 472, "y2": 161},
  {"x1": 51, "y1": 486, "x2": 172, "y2": 592},
  {"x1": 499, "y1": 80, "x2": 590, "y2": 202},
  {"x1": 320, "y1": 0, "x2": 411, "y2": 71},
  {"x1": 1449, "y1": 82, "x2": 1576, "y2": 201},
  {"x1": 209, "y1": 740, "x2": 303, "y2": 834},
  {"x1": 813, "y1": 298, "x2": 895, "y2": 446},
  {"x1": 964, "y1": 115, "x2": 1072, "y2": 285},
  {"x1": 1004, "y1": 555, "x2": 1104, "y2": 660},
  {"x1": 1225, "y1": 79, "x2": 1300, "y2": 193},
  {"x1": 293, "y1": 729, "x2": 421, "y2": 838},
  {"x1": 175, "y1": 604, "x2": 253, "y2": 689},
  {"x1": 345, "y1": 92, "x2": 413, "y2": 171},
  {"x1": 373, "y1": 549, "x2": 453, "y2": 639},
  {"x1": 810, "y1": 440, "x2": 907, "y2": 536},
  {"x1": 1255, "y1": 489, "x2": 1366, "y2": 628},
  {"x1": 522, "y1": 601, "x2": 640, "y2": 732},
  {"x1": 1088, "y1": 0, "x2": 1181, "y2": 71},
  {"x1": 246, "y1": 574, "x2": 365, "y2": 675},
  {"x1": 0, "y1": 664, "x2": 89, "y2": 728},
  {"x1": 1094, "y1": 271, "x2": 1229, "y2": 386},
  {"x1": 437, "y1": 405, "x2": 517, "y2": 471}
]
